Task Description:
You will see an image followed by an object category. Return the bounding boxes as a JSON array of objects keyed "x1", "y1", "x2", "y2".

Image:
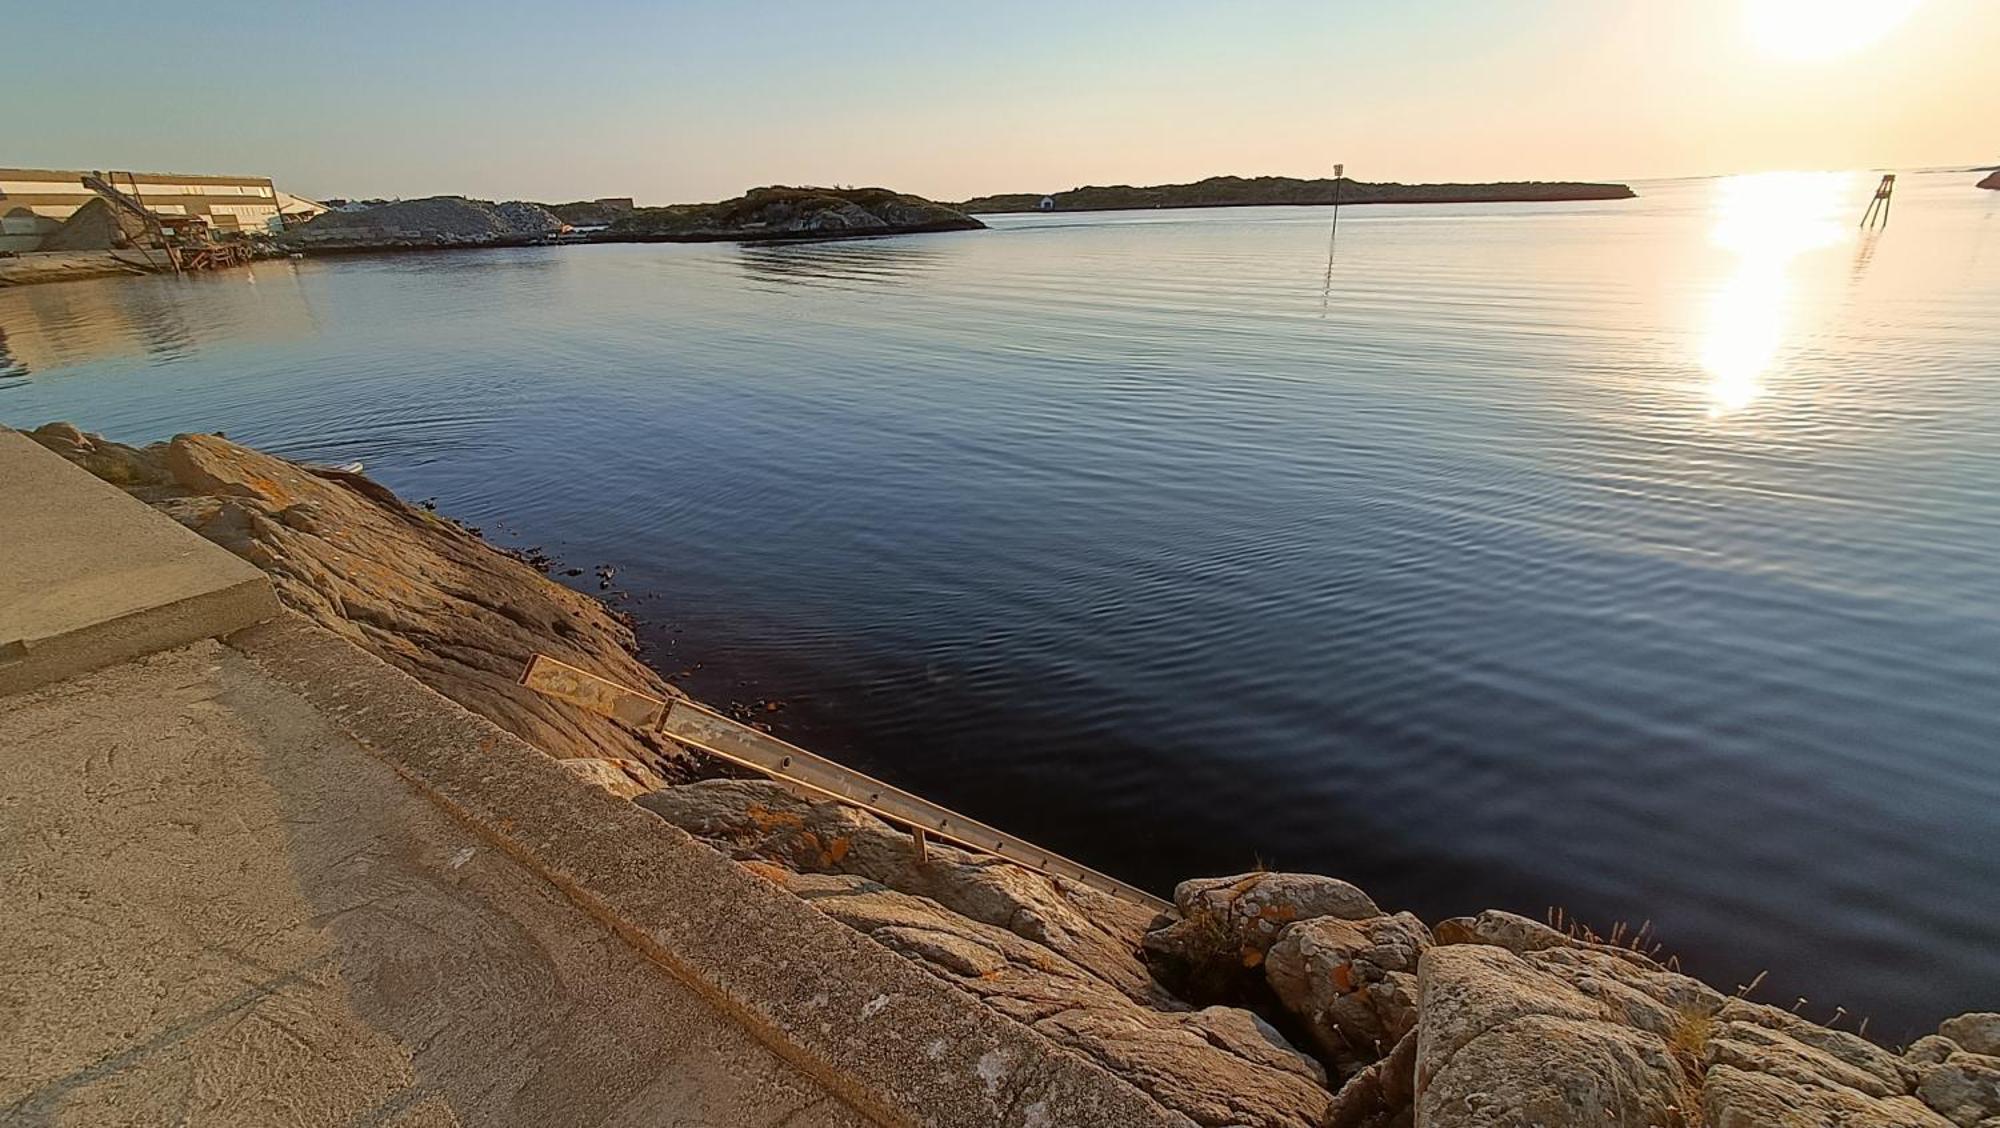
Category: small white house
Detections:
[{"x1": 1038, "y1": 195, "x2": 1056, "y2": 211}]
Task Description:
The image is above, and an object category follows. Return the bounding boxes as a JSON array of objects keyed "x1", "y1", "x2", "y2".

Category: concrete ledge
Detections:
[
  {"x1": 230, "y1": 612, "x2": 1193, "y2": 1128},
  {"x1": 0, "y1": 427, "x2": 279, "y2": 696}
]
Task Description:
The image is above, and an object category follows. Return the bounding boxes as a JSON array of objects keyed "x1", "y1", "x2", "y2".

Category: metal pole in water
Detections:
[
  {"x1": 1859, "y1": 173, "x2": 1896, "y2": 228},
  {"x1": 1322, "y1": 163, "x2": 1345, "y2": 314}
]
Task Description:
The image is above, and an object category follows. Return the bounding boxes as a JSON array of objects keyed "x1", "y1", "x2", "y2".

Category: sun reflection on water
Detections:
[{"x1": 1699, "y1": 172, "x2": 1853, "y2": 417}]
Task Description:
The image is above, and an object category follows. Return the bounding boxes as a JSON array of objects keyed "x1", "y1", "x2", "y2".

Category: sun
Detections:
[{"x1": 1745, "y1": 0, "x2": 1921, "y2": 61}]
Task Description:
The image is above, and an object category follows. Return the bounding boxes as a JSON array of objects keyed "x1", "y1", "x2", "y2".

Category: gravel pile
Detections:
[
  {"x1": 282, "y1": 197, "x2": 565, "y2": 251},
  {"x1": 41, "y1": 198, "x2": 153, "y2": 252}
]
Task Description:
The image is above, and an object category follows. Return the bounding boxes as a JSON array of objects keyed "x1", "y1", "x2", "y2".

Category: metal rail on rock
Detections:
[{"x1": 519, "y1": 653, "x2": 1171, "y2": 913}]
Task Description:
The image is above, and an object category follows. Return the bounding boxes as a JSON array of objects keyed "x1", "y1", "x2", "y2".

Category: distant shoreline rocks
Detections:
[
  {"x1": 594, "y1": 186, "x2": 984, "y2": 243},
  {"x1": 280, "y1": 187, "x2": 983, "y2": 255},
  {"x1": 955, "y1": 174, "x2": 1638, "y2": 214},
  {"x1": 279, "y1": 196, "x2": 565, "y2": 252},
  {"x1": 1979, "y1": 169, "x2": 2000, "y2": 190}
]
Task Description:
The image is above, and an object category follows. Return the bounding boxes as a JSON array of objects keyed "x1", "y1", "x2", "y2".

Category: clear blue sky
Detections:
[{"x1": 11, "y1": 0, "x2": 1996, "y2": 204}]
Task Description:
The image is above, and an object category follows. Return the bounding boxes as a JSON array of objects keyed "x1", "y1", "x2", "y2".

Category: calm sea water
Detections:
[{"x1": 5, "y1": 171, "x2": 1997, "y2": 1038}]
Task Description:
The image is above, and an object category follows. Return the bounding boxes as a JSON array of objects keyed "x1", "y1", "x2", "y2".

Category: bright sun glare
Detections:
[
  {"x1": 1746, "y1": 0, "x2": 1921, "y2": 61},
  {"x1": 1699, "y1": 172, "x2": 1853, "y2": 416}
]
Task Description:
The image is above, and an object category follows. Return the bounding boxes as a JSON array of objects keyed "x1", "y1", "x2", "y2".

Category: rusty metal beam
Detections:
[{"x1": 520, "y1": 653, "x2": 1170, "y2": 913}]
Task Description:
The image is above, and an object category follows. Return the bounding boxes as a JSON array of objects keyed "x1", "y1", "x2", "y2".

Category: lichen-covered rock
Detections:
[
  {"x1": 27, "y1": 423, "x2": 690, "y2": 780},
  {"x1": 1918, "y1": 1052, "x2": 2000, "y2": 1127},
  {"x1": 1264, "y1": 912, "x2": 1430, "y2": 1075},
  {"x1": 1941, "y1": 1015, "x2": 2000, "y2": 1058},
  {"x1": 1702, "y1": 1063, "x2": 1952, "y2": 1128},
  {"x1": 637, "y1": 779, "x2": 1161, "y2": 1000},
  {"x1": 1142, "y1": 871, "x2": 1380, "y2": 1002},
  {"x1": 1420, "y1": 1011, "x2": 1691, "y2": 1127},
  {"x1": 766, "y1": 870, "x2": 1331, "y2": 1128},
  {"x1": 1411, "y1": 944, "x2": 1700, "y2": 1126}
]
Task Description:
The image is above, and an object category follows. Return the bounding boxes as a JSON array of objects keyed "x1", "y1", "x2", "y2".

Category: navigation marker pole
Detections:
[
  {"x1": 1322, "y1": 163, "x2": 1345, "y2": 316},
  {"x1": 1859, "y1": 173, "x2": 1896, "y2": 229}
]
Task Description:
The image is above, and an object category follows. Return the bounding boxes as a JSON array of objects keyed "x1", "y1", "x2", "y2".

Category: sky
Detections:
[{"x1": 10, "y1": 0, "x2": 1997, "y2": 205}]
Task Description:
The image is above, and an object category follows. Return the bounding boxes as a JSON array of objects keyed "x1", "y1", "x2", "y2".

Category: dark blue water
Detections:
[{"x1": 5, "y1": 171, "x2": 1997, "y2": 1039}]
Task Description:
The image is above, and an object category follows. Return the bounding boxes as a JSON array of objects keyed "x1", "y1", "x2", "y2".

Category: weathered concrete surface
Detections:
[
  {"x1": 0, "y1": 428, "x2": 277, "y2": 696},
  {"x1": 27, "y1": 423, "x2": 689, "y2": 782},
  {"x1": 0, "y1": 640, "x2": 868, "y2": 1128},
  {"x1": 229, "y1": 613, "x2": 1196, "y2": 1128}
]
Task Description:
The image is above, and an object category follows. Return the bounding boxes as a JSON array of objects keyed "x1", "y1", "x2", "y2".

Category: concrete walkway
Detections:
[
  {"x1": 0, "y1": 639, "x2": 868, "y2": 1128},
  {"x1": 0, "y1": 427, "x2": 1190, "y2": 1128}
]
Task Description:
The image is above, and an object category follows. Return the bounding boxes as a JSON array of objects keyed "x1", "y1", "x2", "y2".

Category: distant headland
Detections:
[{"x1": 954, "y1": 175, "x2": 1637, "y2": 214}]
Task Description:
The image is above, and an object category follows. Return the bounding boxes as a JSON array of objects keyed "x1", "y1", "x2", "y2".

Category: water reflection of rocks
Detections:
[{"x1": 735, "y1": 239, "x2": 946, "y2": 291}]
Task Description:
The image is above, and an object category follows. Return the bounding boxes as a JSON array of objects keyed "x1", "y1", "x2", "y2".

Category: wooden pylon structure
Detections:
[{"x1": 1859, "y1": 173, "x2": 1896, "y2": 228}]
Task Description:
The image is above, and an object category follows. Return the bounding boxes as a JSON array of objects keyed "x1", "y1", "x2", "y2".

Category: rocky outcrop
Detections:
[
  {"x1": 1978, "y1": 170, "x2": 2000, "y2": 190},
  {"x1": 603, "y1": 187, "x2": 984, "y2": 243},
  {"x1": 1940, "y1": 1013, "x2": 2000, "y2": 1057},
  {"x1": 642, "y1": 781, "x2": 1333, "y2": 1128},
  {"x1": 1907, "y1": 1016, "x2": 2000, "y2": 1127},
  {"x1": 30, "y1": 422, "x2": 1992, "y2": 1128},
  {"x1": 26, "y1": 423, "x2": 689, "y2": 783},
  {"x1": 280, "y1": 197, "x2": 565, "y2": 252},
  {"x1": 1265, "y1": 912, "x2": 1430, "y2": 1076},
  {"x1": 1142, "y1": 870, "x2": 1379, "y2": 1003}
]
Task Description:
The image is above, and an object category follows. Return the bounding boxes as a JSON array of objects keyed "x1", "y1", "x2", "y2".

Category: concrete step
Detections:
[{"x1": 0, "y1": 427, "x2": 279, "y2": 697}]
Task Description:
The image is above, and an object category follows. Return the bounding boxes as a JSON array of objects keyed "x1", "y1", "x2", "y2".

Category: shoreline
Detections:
[{"x1": 18, "y1": 421, "x2": 1997, "y2": 1128}]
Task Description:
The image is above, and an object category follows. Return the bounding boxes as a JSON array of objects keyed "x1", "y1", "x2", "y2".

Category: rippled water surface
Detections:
[{"x1": 6, "y1": 171, "x2": 1998, "y2": 1037}]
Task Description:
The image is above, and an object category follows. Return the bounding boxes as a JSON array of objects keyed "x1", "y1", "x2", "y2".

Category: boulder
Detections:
[
  {"x1": 28, "y1": 424, "x2": 690, "y2": 780},
  {"x1": 1912, "y1": 1036, "x2": 1966, "y2": 1068},
  {"x1": 1142, "y1": 871, "x2": 1379, "y2": 1002},
  {"x1": 1411, "y1": 944, "x2": 1699, "y2": 1126},
  {"x1": 767, "y1": 870, "x2": 1332, "y2": 1128},
  {"x1": 1918, "y1": 1052, "x2": 2000, "y2": 1127},
  {"x1": 1978, "y1": 170, "x2": 2000, "y2": 191},
  {"x1": 1264, "y1": 912, "x2": 1430, "y2": 1074},
  {"x1": 1941, "y1": 1015, "x2": 2000, "y2": 1058},
  {"x1": 1703, "y1": 1063, "x2": 1952, "y2": 1128},
  {"x1": 1418, "y1": 1011, "x2": 1691, "y2": 1127}
]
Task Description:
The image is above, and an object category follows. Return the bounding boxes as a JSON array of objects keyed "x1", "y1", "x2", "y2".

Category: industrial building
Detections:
[{"x1": 0, "y1": 168, "x2": 324, "y2": 253}]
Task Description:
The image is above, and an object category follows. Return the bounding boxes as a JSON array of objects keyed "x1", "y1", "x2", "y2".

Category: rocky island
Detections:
[
  {"x1": 1979, "y1": 170, "x2": 2000, "y2": 190},
  {"x1": 594, "y1": 186, "x2": 984, "y2": 243},
  {"x1": 23, "y1": 421, "x2": 2000, "y2": 1128},
  {"x1": 956, "y1": 175, "x2": 1636, "y2": 214}
]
